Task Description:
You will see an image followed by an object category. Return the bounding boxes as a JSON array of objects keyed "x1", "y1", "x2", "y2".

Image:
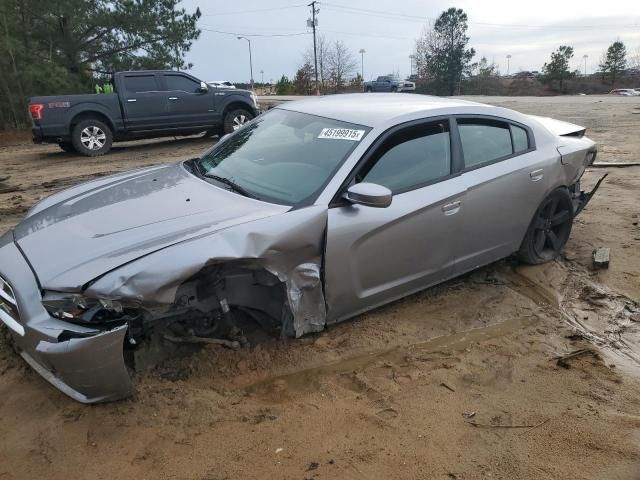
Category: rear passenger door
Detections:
[
  {"x1": 120, "y1": 73, "x2": 169, "y2": 130},
  {"x1": 162, "y1": 73, "x2": 217, "y2": 128},
  {"x1": 453, "y1": 117, "x2": 551, "y2": 274}
]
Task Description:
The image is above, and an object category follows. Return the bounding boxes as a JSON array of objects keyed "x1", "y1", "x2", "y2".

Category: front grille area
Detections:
[{"x1": 0, "y1": 275, "x2": 24, "y2": 336}]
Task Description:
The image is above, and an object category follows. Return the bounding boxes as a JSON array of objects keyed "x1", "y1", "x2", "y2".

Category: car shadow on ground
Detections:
[{"x1": 36, "y1": 134, "x2": 218, "y2": 159}]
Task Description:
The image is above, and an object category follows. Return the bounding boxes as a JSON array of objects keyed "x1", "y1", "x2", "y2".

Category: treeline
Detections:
[
  {"x1": 283, "y1": 7, "x2": 640, "y2": 96},
  {"x1": 0, "y1": 0, "x2": 201, "y2": 130}
]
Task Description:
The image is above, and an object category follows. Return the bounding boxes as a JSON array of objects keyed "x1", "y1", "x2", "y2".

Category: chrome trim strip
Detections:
[
  {"x1": 0, "y1": 286, "x2": 16, "y2": 306},
  {"x1": 0, "y1": 308, "x2": 25, "y2": 336}
]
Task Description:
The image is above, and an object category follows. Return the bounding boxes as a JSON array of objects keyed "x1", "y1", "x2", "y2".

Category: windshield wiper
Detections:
[{"x1": 203, "y1": 174, "x2": 258, "y2": 199}]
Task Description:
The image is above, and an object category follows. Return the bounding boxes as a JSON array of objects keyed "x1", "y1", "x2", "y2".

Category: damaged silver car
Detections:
[{"x1": 0, "y1": 94, "x2": 603, "y2": 402}]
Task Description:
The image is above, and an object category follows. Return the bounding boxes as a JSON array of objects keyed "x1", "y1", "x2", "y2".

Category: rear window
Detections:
[
  {"x1": 458, "y1": 121, "x2": 512, "y2": 167},
  {"x1": 123, "y1": 75, "x2": 158, "y2": 93},
  {"x1": 511, "y1": 125, "x2": 529, "y2": 152}
]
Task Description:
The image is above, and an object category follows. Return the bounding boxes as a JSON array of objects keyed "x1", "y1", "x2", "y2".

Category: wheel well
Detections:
[
  {"x1": 70, "y1": 111, "x2": 114, "y2": 133},
  {"x1": 223, "y1": 101, "x2": 255, "y2": 119}
]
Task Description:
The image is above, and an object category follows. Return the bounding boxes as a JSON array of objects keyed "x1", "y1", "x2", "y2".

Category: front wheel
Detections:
[
  {"x1": 71, "y1": 119, "x2": 113, "y2": 157},
  {"x1": 223, "y1": 108, "x2": 254, "y2": 134},
  {"x1": 518, "y1": 188, "x2": 574, "y2": 264}
]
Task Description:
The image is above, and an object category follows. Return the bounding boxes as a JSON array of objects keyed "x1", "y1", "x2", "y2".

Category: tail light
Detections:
[{"x1": 29, "y1": 103, "x2": 44, "y2": 121}]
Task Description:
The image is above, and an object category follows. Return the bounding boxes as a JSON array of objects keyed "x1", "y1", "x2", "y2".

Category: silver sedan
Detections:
[{"x1": 0, "y1": 94, "x2": 602, "y2": 402}]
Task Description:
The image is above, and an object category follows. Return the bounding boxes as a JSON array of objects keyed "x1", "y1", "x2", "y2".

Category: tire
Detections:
[
  {"x1": 58, "y1": 141, "x2": 75, "y2": 153},
  {"x1": 518, "y1": 188, "x2": 574, "y2": 265},
  {"x1": 391, "y1": 86, "x2": 398, "y2": 93},
  {"x1": 365, "y1": 87, "x2": 372, "y2": 92},
  {"x1": 223, "y1": 108, "x2": 254, "y2": 135},
  {"x1": 71, "y1": 119, "x2": 113, "y2": 157}
]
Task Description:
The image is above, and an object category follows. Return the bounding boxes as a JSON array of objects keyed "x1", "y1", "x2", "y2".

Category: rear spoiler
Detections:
[{"x1": 527, "y1": 115, "x2": 586, "y2": 138}]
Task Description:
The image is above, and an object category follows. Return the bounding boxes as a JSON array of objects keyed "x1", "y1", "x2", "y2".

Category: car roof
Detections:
[{"x1": 277, "y1": 93, "x2": 490, "y2": 127}]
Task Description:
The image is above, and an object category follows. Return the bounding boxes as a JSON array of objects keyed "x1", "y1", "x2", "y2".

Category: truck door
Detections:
[
  {"x1": 120, "y1": 73, "x2": 169, "y2": 130},
  {"x1": 162, "y1": 73, "x2": 217, "y2": 129}
]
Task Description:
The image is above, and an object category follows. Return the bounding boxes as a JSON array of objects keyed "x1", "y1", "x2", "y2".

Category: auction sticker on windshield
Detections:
[{"x1": 318, "y1": 128, "x2": 365, "y2": 141}]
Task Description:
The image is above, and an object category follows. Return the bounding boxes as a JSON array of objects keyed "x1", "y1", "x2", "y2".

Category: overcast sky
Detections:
[{"x1": 182, "y1": 0, "x2": 640, "y2": 83}]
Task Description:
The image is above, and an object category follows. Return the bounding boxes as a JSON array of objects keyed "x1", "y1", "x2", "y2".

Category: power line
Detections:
[
  {"x1": 200, "y1": 27, "x2": 310, "y2": 38},
  {"x1": 320, "y1": 3, "x2": 640, "y2": 29},
  {"x1": 323, "y1": 29, "x2": 414, "y2": 41},
  {"x1": 201, "y1": 4, "x2": 307, "y2": 17}
]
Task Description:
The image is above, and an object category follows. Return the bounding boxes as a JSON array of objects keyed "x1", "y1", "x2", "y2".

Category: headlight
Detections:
[
  {"x1": 42, "y1": 291, "x2": 128, "y2": 324},
  {"x1": 250, "y1": 93, "x2": 258, "y2": 109}
]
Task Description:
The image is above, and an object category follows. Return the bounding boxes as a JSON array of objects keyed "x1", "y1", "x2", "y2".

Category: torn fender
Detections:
[{"x1": 85, "y1": 206, "x2": 329, "y2": 337}]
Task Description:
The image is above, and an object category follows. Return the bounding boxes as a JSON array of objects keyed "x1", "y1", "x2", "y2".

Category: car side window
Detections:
[
  {"x1": 458, "y1": 120, "x2": 512, "y2": 168},
  {"x1": 359, "y1": 122, "x2": 451, "y2": 194},
  {"x1": 511, "y1": 125, "x2": 529, "y2": 152},
  {"x1": 165, "y1": 74, "x2": 200, "y2": 93},
  {"x1": 123, "y1": 75, "x2": 158, "y2": 93}
]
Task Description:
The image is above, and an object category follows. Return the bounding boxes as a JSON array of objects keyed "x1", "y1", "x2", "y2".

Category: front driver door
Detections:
[
  {"x1": 324, "y1": 119, "x2": 467, "y2": 324},
  {"x1": 162, "y1": 72, "x2": 217, "y2": 129}
]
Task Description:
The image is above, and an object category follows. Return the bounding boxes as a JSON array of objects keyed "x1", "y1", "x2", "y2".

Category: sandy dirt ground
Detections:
[{"x1": 0, "y1": 96, "x2": 639, "y2": 479}]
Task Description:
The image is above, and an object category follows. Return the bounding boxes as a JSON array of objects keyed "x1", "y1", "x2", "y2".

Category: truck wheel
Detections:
[
  {"x1": 71, "y1": 119, "x2": 113, "y2": 157},
  {"x1": 223, "y1": 108, "x2": 254, "y2": 134},
  {"x1": 366, "y1": 87, "x2": 372, "y2": 92},
  {"x1": 391, "y1": 86, "x2": 398, "y2": 93},
  {"x1": 58, "y1": 142, "x2": 76, "y2": 153},
  {"x1": 518, "y1": 188, "x2": 574, "y2": 265}
]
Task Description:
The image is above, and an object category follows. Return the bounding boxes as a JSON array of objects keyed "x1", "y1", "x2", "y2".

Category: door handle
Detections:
[
  {"x1": 442, "y1": 201, "x2": 461, "y2": 216},
  {"x1": 168, "y1": 97, "x2": 178, "y2": 101},
  {"x1": 529, "y1": 169, "x2": 544, "y2": 182},
  {"x1": 127, "y1": 99, "x2": 137, "y2": 102}
]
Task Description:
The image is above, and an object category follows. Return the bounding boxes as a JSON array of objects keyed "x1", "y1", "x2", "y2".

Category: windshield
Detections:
[{"x1": 196, "y1": 109, "x2": 370, "y2": 205}]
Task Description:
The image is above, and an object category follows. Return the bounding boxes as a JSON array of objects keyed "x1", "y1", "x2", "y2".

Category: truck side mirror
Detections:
[{"x1": 199, "y1": 81, "x2": 209, "y2": 93}]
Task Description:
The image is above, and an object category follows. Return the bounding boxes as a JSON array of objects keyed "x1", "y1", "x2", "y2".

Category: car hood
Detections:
[{"x1": 14, "y1": 163, "x2": 289, "y2": 290}]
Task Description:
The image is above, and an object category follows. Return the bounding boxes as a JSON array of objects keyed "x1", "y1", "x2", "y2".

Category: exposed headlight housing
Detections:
[{"x1": 42, "y1": 292, "x2": 129, "y2": 325}]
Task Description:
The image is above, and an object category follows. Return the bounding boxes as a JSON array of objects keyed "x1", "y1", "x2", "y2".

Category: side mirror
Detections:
[
  {"x1": 199, "y1": 81, "x2": 209, "y2": 92},
  {"x1": 343, "y1": 183, "x2": 392, "y2": 208}
]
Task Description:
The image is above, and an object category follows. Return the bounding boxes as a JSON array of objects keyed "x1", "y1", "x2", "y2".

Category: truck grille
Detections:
[{"x1": 0, "y1": 276, "x2": 24, "y2": 336}]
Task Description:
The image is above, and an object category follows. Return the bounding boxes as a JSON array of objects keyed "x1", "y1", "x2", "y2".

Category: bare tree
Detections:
[
  {"x1": 304, "y1": 34, "x2": 330, "y2": 92},
  {"x1": 628, "y1": 45, "x2": 640, "y2": 70},
  {"x1": 326, "y1": 40, "x2": 357, "y2": 92}
]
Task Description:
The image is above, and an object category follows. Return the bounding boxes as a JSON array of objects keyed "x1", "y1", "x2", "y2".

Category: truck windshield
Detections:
[{"x1": 195, "y1": 109, "x2": 370, "y2": 205}]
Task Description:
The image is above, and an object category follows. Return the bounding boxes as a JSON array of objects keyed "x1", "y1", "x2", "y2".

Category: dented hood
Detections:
[{"x1": 14, "y1": 163, "x2": 289, "y2": 289}]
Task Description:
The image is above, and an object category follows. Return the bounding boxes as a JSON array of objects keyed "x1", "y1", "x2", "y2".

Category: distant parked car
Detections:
[
  {"x1": 609, "y1": 89, "x2": 639, "y2": 96},
  {"x1": 364, "y1": 76, "x2": 415, "y2": 92},
  {"x1": 207, "y1": 80, "x2": 236, "y2": 89},
  {"x1": 29, "y1": 71, "x2": 258, "y2": 156}
]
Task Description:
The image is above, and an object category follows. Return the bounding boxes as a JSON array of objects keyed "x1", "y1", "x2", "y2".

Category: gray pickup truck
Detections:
[
  {"x1": 29, "y1": 70, "x2": 259, "y2": 156},
  {"x1": 363, "y1": 76, "x2": 416, "y2": 93}
]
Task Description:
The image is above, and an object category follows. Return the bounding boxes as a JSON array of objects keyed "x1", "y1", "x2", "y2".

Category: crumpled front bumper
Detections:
[{"x1": 0, "y1": 232, "x2": 133, "y2": 403}]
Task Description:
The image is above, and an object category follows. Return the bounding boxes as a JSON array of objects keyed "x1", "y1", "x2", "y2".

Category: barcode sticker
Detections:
[{"x1": 318, "y1": 128, "x2": 365, "y2": 141}]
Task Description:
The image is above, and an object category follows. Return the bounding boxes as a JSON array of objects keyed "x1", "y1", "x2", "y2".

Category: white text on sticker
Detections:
[{"x1": 318, "y1": 128, "x2": 365, "y2": 141}]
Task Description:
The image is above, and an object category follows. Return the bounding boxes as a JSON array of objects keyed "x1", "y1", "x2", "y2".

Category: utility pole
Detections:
[
  {"x1": 583, "y1": 54, "x2": 588, "y2": 76},
  {"x1": 359, "y1": 49, "x2": 366, "y2": 81},
  {"x1": 506, "y1": 54, "x2": 512, "y2": 76},
  {"x1": 237, "y1": 36, "x2": 254, "y2": 91},
  {"x1": 308, "y1": 1, "x2": 319, "y2": 95}
]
